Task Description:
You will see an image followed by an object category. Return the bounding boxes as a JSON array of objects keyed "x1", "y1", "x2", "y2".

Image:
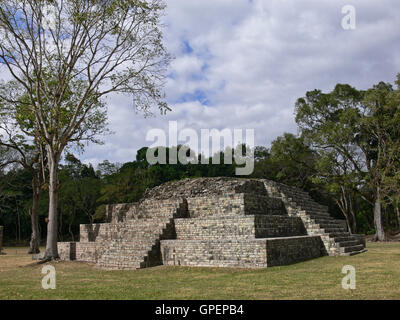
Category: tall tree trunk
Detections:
[
  {"x1": 69, "y1": 223, "x2": 74, "y2": 242},
  {"x1": 339, "y1": 206, "x2": 352, "y2": 234},
  {"x1": 337, "y1": 188, "x2": 352, "y2": 234},
  {"x1": 44, "y1": 155, "x2": 60, "y2": 260},
  {"x1": 349, "y1": 194, "x2": 357, "y2": 234},
  {"x1": 374, "y1": 187, "x2": 386, "y2": 241},
  {"x1": 28, "y1": 176, "x2": 41, "y2": 254},
  {"x1": 16, "y1": 201, "x2": 21, "y2": 243},
  {"x1": 396, "y1": 206, "x2": 400, "y2": 231}
]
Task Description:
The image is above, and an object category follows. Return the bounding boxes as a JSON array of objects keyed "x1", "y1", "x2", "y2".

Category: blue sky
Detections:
[
  {"x1": 47, "y1": 0, "x2": 400, "y2": 166},
  {"x1": 4, "y1": 0, "x2": 400, "y2": 166}
]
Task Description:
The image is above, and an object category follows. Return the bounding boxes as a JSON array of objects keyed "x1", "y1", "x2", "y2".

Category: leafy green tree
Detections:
[
  {"x1": 311, "y1": 150, "x2": 360, "y2": 233},
  {"x1": 295, "y1": 76, "x2": 400, "y2": 240},
  {"x1": 0, "y1": 0, "x2": 170, "y2": 259},
  {"x1": 97, "y1": 160, "x2": 121, "y2": 178},
  {"x1": 251, "y1": 134, "x2": 317, "y2": 190},
  {"x1": 269, "y1": 133, "x2": 316, "y2": 189},
  {"x1": 59, "y1": 154, "x2": 101, "y2": 240},
  {"x1": 0, "y1": 167, "x2": 33, "y2": 244}
]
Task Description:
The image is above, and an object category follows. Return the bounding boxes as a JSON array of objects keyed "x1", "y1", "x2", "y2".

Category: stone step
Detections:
[
  {"x1": 288, "y1": 197, "x2": 321, "y2": 205},
  {"x1": 97, "y1": 262, "x2": 142, "y2": 269},
  {"x1": 123, "y1": 221, "x2": 171, "y2": 228},
  {"x1": 112, "y1": 227, "x2": 169, "y2": 235},
  {"x1": 300, "y1": 209, "x2": 330, "y2": 216},
  {"x1": 320, "y1": 227, "x2": 348, "y2": 234},
  {"x1": 108, "y1": 242, "x2": 155, "y2": 250},
  {"x1": 120, "y1": 230, "x2": 166, "y2": 238},
  {"x1": 298, "y1": 213, "x2": 333, "y2": 220},
  {"x1": 110, "y1": 238, "x2": 157, "y2": 249},
  {"x1": 97, "y1": 252, "x2": 148, "y2": 264},
  {"x1": 121, "y1": 224, "x2": 168, "y2": 230},
  {"x1": 100, "y1": 245, "x2": 150, "y2": 253},
  {"x1": 99, "y1": 253, "x2": 147, "y2": 260},
  {"x1": 333, "y1": 235, "x2": 359, "y2": 242},
  {"x1": 311, "y1": 217, "x2": 340, "y2": 224},
  {"x1": 340, "y1": 244, "x2": 365, "y2": 253},
  {"x1": 315, "y1": 220, "x2": 344, "y2": 226},
  {"x1": 285, "y1": 196, "x2": 329, "y2": 209},
  {"x1": 341, "y1": 249, "x2": 368, "y2": 256},
  {"x1": 296, "y1": 203, "x2": 330, "y2": 216},
  {"x1": 302, "y1": 206, "x2": 330, "y2": 212},
  {"x1": 337, "y1": 239, "x2": 365, "y2": 247},
  {"x1": 294, "y1": 204, "x2": 329, "y2": 213},
  {"x1": 107, "y1": 245, "x2": 156, "y2": 253},
  {"x1": 328, "y1": 232, "x2": 351, "y2": 238},
  {"x1": 275, "y1": 186, "x2": 309, "y2": 195},
  {"x1": 307, "y1": 223, "x2": 344, "y2": 231}
]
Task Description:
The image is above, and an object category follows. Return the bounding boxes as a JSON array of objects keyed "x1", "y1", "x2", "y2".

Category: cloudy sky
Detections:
[{"x1": 80, "y1": 0, "x2": 400, "y2": 166}]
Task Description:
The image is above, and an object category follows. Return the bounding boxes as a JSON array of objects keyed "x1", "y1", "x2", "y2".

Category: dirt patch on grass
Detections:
[{"x1": 0, "y1": 247, "x2": 45, "y2": 272}]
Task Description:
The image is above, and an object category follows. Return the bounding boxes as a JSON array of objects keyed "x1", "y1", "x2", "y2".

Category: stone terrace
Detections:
[{"x1": 58, "y1": 178, "x2": 366, "y2": 269}]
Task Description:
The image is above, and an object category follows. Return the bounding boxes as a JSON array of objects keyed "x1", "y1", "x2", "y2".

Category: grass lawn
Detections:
[{"x1": 0, "y1": 242, "x2": 399, "y2": 300}]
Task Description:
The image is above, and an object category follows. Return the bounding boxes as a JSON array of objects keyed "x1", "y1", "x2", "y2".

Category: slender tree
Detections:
[{"x1": 0, "y1": 0, "x2": 171, "y2": 259}]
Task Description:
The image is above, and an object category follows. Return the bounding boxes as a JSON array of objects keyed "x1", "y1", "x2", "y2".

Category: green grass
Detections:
[{"x1": 0, "y1": 243, "x2": 399, "y2": 300}]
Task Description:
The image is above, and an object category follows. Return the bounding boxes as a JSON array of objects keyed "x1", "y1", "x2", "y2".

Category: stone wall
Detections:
[
  {"x1": 187, "y1": 194, "x2": 285, "y2": 218},
  {"x1": 243, "y1": 194, "x2": 286, "y2": 216},
  {"x1": 58, "y1": 241, "x2": 106, "y2": 263},
  {"x1": 265, "y1": 236, "x2": 326, "y2": 266},
  {"x1": 161, "y1": 239, "x2": 268, "y2": 268},
  {"x1": 0, "y1": 226, "x2": 3, "y2": 253},
  {"x1": 76, "y1": 242, "x2": 106, "y2": 263},
  {"x1": 175, "y1": 215, "x2": 306, "y2": 240},
  {"x1": 106, "y1": 199, "x2": 188, "y2": 224},
  {"x1": 79, "y1": 223, "x2": 120, "y2": 242},
  {"x1": 161, "y1": 236, "x2": 325, "y2": 268},
  {"x1": 58, "y1": 242, "x2": 76, "y2": 261},
  {"x1": 187, "y1": 194, "x2": 244, "y2": 218}
]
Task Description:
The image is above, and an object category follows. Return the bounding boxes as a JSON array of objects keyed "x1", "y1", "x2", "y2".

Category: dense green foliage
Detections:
[{"x1": 0, "y1": 146, "x2": 241, "y2": 243}]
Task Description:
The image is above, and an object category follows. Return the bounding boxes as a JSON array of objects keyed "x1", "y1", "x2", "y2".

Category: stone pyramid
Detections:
[{"x1": 58, "y1": 178, "x2": 366, "y2": 269}]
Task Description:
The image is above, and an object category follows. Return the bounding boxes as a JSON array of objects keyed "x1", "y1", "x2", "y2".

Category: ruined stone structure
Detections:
[
  {"x1": 58, "y1": 178, "x2": 366, "y2": 269},
  {"x1": 0, "y1": 226, "x2": 3, "y2": 253}
]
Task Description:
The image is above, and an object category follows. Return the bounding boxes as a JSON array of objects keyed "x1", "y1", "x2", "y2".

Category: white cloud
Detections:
[
  {"x1": 81, "y1": 0, "x2": 400, "y2": 164},
  {"x1": 3, "y1": 1, "x2": 399, "y2": 164}
]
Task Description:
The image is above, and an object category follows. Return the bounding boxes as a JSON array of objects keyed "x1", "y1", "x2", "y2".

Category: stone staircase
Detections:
[
  {"x1": 96, "y1": 217, "x2": 175, "y2": 270},
  {"x1": 94, "y1": 199, "x2": 188, "y2": 270},
  {"x1": 263, "y1": 181, "x2": 366, "y2": 256}
]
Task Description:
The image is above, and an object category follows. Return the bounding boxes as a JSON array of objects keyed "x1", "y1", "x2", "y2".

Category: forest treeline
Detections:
[{"x1": 1, "y1": 76, "x2": 400, "y2": 246}]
